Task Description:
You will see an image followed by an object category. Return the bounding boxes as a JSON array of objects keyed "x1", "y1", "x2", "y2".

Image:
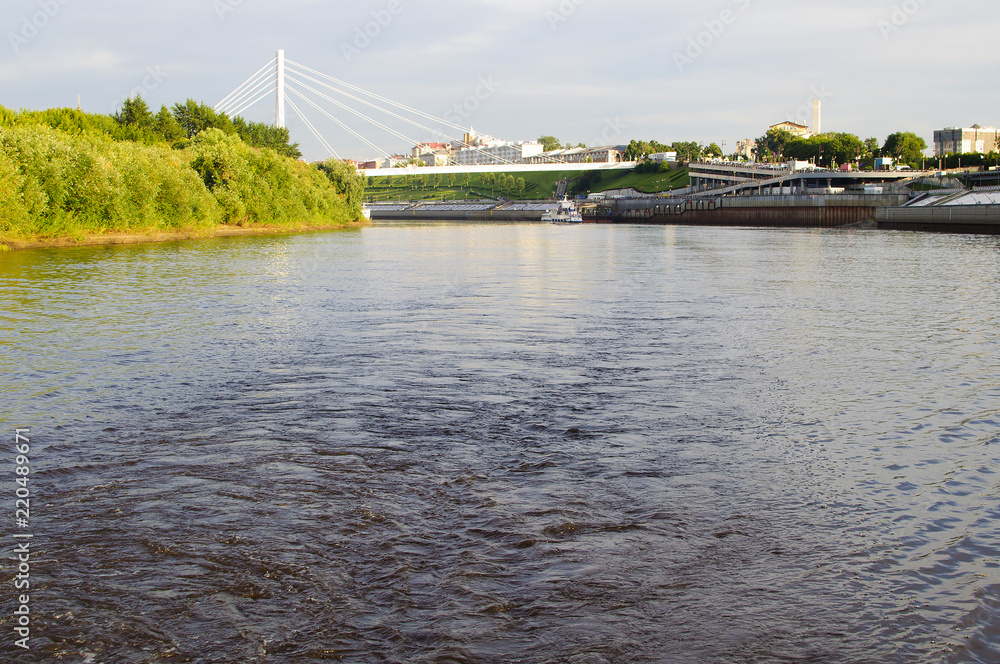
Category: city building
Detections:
[
  {"x1": 522, "y1": 145, "x2": 625, "y2": 165},
  {"x1": 411, "y1": 142, "x2": 451, "y2": 159},
  {"x1": 456, "y1": 141, "x2": 544, "y2": 166},
  {"x1": 933, "y1": 125, "x2": 1000, "y2": 156},
  {"x1": 735, "y1": 139, "x2": 755, "y2": 160},
  {"x1": 404, "y1": 129, "x2": 625, "y2": 167},
  {"x1": 381, "y1": 154, "x2": 410, "y2": 168},
  {"x1": 769, "y1": 121, "x2": 812, "y2": 139},
  {"x1": 419, "y1": 151, "x2": 452, "y2": 167}
]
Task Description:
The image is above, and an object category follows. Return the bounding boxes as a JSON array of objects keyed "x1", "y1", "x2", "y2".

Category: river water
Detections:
[{"x1": 1, "y1": 223, "x2": 999, "y2": 664}]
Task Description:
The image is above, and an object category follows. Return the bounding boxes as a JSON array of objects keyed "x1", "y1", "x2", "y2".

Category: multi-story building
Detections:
[
  {"x1": 522, "y1": 146, "x2": 625, "y2": 165},
  {"x1": 735, "y1": 139, "x2": 755, "y2": 160},
  {"x1": 455, "y1": 141, "x2": 544, "y2": 166},
  {"x1": 411, "y1": 142, "x2": 451, "y2": 159},
  {"x1": 933, "y1": 125, "x2": 1000, "y2": 156},
  {"x1": 769, "y1": 121, "x2": 812, "y2": 139},
  {"x1": 419, "y1": 151, "x2": 452, "y2": 167},
  {"x1": 381, "y1": 154, "x2": 410, "y2": 169}
]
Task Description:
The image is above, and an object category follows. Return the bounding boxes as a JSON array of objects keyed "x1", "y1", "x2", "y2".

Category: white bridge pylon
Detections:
[{"x1": 215, "y1": 49, "x2": 544, "y2": 167}]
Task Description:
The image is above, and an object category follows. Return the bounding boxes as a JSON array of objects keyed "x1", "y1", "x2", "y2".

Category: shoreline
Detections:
[{"x1": 0, "y1": 220, "x2": 371, "y2": 251}]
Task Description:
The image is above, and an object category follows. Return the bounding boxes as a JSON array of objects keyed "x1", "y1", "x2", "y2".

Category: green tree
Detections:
[
  {"x1": 670, "y1": 141, "x2": 700, "y2": 162},
  {"x1": 515, "y1": 177, "x2": 526, "y2": 197},
  {"x1": 756, "y1": 128, "x2": 795, "y2": 162},
  {"x1": 538, "y1": 135, "x2": 562, "y2": 152},
  {"x1": 231, "y1": 116, "x2": 301, "y2": 158},
  {"x1": 828, "y1": 133, "x2": 864, "y2": 165},
  {"x1": 172, "y1": 100, "x2": 236, "y2": 139},
  {"x1": 625, "y1": 140, "x2": 653, "y2": 161},
  {"x1": 863, "y1": 137, "x2": 880, "y2": 159},
  {"x1": 114, "y1": 96, "x2": 155, "y2": 130},
  {"x1": 318, "y1": 159, "x2": 365, "y2": 214},
  {"x1": 883, "y1": 132, "x2": 928, "y2": 165},
  {"x1": 153, "y1": 105, "x2": 185, "y2": 144},
  {"x1": 704, "y1": 142, "x2": 723, "y2": 158},
  {"x1": 784, "y1": 133, "x2": 864, "y2": 167}
]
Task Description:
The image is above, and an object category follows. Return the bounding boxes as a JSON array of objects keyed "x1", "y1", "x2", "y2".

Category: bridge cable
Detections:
[
  {"x1": 283, "y1": 94, "x2": 341, "y2": 160},
  {"x1": 217, "y1": 72, "x2": 274, "y2": 116},
  {"x1": 285, "y1": 59, "x2": 470, "y2": 133},
  {"x1": 215, "y1": 58, "x2": 276, "y2": 112},
  {"x1": 285, "y1": 86, "x2": 390, "y2": 159},
  {"x1": 282, "y1": 64, "x2": 519, "y2": 166},
  {"x1": 284, "y1": 76, "x2": 423, "y2": 149},
  {"x1": 220, "y1": 74, "x2": 277, "y2": 117}
]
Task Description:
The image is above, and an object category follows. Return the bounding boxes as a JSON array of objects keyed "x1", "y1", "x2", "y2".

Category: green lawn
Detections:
[
  {"x1": 587, "y1": 167, "x2": 690, "y2": 194},
  {"x1": 364, "y1": 167, "x2": 690, "y2": 202}
]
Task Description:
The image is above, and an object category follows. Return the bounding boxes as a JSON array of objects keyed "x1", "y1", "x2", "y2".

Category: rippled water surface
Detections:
[{"x1": 2, "y1": 224, "x2": 999, "y2": 663}]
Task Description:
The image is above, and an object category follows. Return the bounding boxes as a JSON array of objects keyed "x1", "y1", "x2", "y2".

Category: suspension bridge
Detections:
[{"x1": 214, "y1": 50, "x2": 634, "y2": 177}]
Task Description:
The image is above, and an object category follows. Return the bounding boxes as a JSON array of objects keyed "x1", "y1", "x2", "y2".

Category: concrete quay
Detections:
[{"x1": 369, "y1": 193, "x2": 1000, "y2": 234}]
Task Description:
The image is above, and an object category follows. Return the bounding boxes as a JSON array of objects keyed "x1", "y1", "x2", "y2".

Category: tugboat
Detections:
[{"x1": 542, "y1": 196, "x2": 583, "y2": 224}]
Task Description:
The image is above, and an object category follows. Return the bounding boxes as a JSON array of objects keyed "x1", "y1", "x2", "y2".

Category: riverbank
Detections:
[
  {"x1": 0, "y1": 219, "x2": 370, "y2": 251},
  {"x1": 1, "y1": 115, "x2": 367, "y2": 250}
]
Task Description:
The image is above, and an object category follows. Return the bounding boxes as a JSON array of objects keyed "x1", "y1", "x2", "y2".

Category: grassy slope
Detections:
[
  {"x1": 590, "y1": 167, "x2": 690, "y2": 194},
  {"x1": 365, "y1": 167, "x2": 690, "y2": 202}
]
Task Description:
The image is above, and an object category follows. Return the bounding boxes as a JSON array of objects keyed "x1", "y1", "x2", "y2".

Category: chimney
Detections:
[{"x1": 812, "y1": 99, "x2": 822, "y2": 135}]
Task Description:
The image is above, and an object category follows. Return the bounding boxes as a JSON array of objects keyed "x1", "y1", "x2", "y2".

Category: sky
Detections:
[{"x1": 3, "y1": 0, "x2": 999, "y2": 162}]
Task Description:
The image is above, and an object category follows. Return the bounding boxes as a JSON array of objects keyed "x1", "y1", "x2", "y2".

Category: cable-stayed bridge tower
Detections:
[{"x1": 214, "y1": 50, "x2": 531, "y2": 167}]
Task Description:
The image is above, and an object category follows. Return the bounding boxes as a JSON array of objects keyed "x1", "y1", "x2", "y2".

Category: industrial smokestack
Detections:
[{"x1": 812, "y1": 99, "x2": 822, "y2": 135}]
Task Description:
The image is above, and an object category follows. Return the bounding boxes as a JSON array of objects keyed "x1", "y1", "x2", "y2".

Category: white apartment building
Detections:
[
  {"x1": 933, "y1": 125, "x2": 1000, "y2": 156},
  {"x1": 455, "y1": 141, "x2": 544, "y2": 166}
]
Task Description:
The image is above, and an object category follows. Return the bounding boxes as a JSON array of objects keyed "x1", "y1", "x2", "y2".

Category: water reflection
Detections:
[{"x1": 1, "y1": 225, "x2": 998, "y2": 663}]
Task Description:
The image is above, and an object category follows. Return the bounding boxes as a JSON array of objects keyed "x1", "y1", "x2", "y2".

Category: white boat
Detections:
[
  {"x1": 361, "y1": 204, "x2": 372, "y2": 220},
  {"x1": 542, "y1": 196, "x2": 583, "y2": 223}
]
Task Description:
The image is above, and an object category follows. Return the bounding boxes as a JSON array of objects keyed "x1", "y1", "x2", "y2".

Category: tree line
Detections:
[
  {"x1": 0, "y1": 99, "x2": 366, "y2": 242},
  {"x1": 1, "y1": 96, "x2": 301, "y2": 159},
  {"x1": 754, "y1": 129, "x2": 929, "y2": 167}
]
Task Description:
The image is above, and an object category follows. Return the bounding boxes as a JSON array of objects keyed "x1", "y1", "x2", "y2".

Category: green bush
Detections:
[
  {"x1": 185, "y1": 129, "x2": 356, "y2": 227},
  {"x1": 0, "y1": 125, "x2": 222, "y2": 239},
  {"x1": 1, "y1": 113, "x2": 365, "y2": 242}
]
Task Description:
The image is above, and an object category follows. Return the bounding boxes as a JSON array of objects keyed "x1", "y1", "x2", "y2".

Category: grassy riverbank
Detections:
[
  {"x1": 364, "y1": 166, "x2": 690, "y2": 202},
  {"x1": 0, "y1": 106, "x2": 367, "y2": 249}
]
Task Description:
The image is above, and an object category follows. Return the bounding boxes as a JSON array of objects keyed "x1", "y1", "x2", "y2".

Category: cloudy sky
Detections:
[{"x1": 3, "y1": 0, "x2": 998, "y2": 161}]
